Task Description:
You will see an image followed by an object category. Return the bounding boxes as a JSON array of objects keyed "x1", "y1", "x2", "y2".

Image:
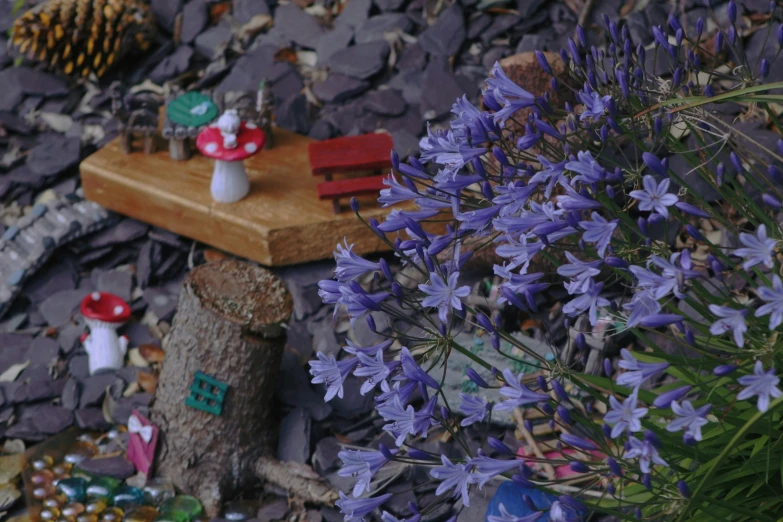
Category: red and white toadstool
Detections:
[
  {"x1": 196, "y1": 109, "x2": 266, "y2": 203},
  {"x1": 80, "y1": 291, "x2": 132, "y2": 375}
]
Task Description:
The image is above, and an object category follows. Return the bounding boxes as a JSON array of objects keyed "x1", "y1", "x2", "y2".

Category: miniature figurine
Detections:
[
  {"x1": 127, "y1": 410, "x2": 159, "y2": 477},
  {"x1": 256, "y1": 81, "x2": 275, "y2": 150},
  {"x1": 196, "y1": 110, "x2": 265, "y2": 203},
  {"x1": 110, "y1": 82, "x2": 163, "y2": 155},
  {"x1": 163, "y1": 91, "x2": 218, "y2": 161},
  {"x1": 79, "y1": 291, "x2": 132, "y2": 375}
]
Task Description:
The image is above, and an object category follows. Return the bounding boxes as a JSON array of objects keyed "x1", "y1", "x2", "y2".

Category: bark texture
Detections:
[{"x1": 151, "y1": 259, "x2": 293, "y2": 515}]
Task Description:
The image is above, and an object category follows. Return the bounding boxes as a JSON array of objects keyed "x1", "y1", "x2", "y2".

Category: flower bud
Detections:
[
  {"x1": 602, "y1": 423, "x2": 612, "y2": 439},
  {"x1": 561, "y1": 433, "x2": 598, "y2": 450},
  {"x1": 551, "y1": 379, "x2": 569, "y2": 402},
  {"x1": 728, "y1": 0, "x2": 737, "y2": 23},
  {"x1": 714, "y1": 364, "x2": 737, "y2": 376},
  {"x1": 678, "y1": 480, "x2": 690, "y2": 498},
  {"x1": 491, "y1": 332, "x2": 500, "y2": 351},
  {"x1": 524, "y1": 419, "x2": 533, "y2": 432},
  {"x1": 643, "y1": 473, "x2": 652, "y2": 490},
  {"x1": 604, "y1": 256, "x2": 628, "y2": 268},
  {"x1": 541, "y1": 403, "x2": 555, "y2": 415},
  {"x1": 536, "y1": 50, "x2": 553, "y2": 75},
  {"x1": 652, "y1": 385, "x2": 692, "y2": 408},
  {"x1": 407, "y1": 448, "x2": 431, "y2": 460},
  {"x1": 487, "y1": 436, "x2": 513, "y2": 455},
  {"x1": 762, "y1": 194, "x2": 782, "y2": 209},
  {"x1": 761, "y1": 58, "x2": 771, "y2": 79},
  {"x1": 512, "y1": 474, "x2": 535, "y2": 488},
  {"x1": 644, "y1": 429, "x2": 661, "y2": 448},
  {"x1": 607, "y1": 483, "x2": 616, "y2": 495},
  {"x1": 704, "y1": 84, "x2": 716, "y2": 98},
  {"x1": 676, "y1": 201, "x2": 711, "y2": 218},
  {"x1": 637, "y1": 217, "x2": 648, "y2": 237},
  {"x1": 603, "y1": 358, "x2": 612, "y2": 377},
  {"x1": 576, "y1": 25, "x2": 587, "y2": 47},
  {"x1": 557, "y1": 405, "x2": 572, "y2": 424},
  {"x1": 366, "y1": 314, "x2": 377, "y2": 332},
  {"x1": 466, "y1": 367, "x2": 489, "y2": 389},
  {"x1": 537, "y1": 376, "x2": 549, "y2": 392},
  {"x1": 440, "y1": 406, "x2": 449, "y2": 420},
  {"x1": 696, "y1": 17, "x2": 704, "y2": 38},
  {"x1": 569, "y1": 461, "x2": 590, "y2": 473},
  {"x1": 607, "y1": 457, "x2": 622, "y2": 476},
  {"x1": 379, "y1": 443, "x2": 395, "y2": 460},
  {"x1": 390, "y1": 149, "x2": 400, "y2": 170},
  {"x1": 770, "y1": 165, "x2": 783, "y2": 183}
]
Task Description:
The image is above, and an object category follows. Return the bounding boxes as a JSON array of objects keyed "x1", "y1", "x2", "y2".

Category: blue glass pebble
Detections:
[
  {"x1": 7, "y1": 269, "x2": 25, "y2": 286},
  {"x1": 31, "y1": 203, "x2": 48, "y2": 218},
  {"x1": 486, "y1": 481, "x2": 558, "y2": 522}
]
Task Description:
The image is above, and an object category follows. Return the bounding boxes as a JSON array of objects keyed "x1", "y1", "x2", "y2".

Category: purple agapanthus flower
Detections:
[
  {"x1": 562, "y1": 280, "x2": 610, "y2": 326},
  {"x1": 459, "y1": 393, "x2": 490, "y2": 426},
  {"x1": 756, "y1": 275, "x2": 783, "y2": 330},
  {"x1": 354, "y1": 350, "x2": 394, "y2": 395},
  {"x1": 629, "y1": 264, "x2": 680, "y2": 300},
  {"x1": 616, "y1": 348, "x2": 669, "y2": 388},
  {"x1": 737, "y1": 361, "x2": 782, "y2": 413},
  {"x1": 629, "y1": 175, "x2": 679, "y2": 217},
  {"x1": 379, "y1": 175, "x2": 419, "y2": 207},
  {"x1": 549, "y1": 501, "x2": 581, "y2": 522},
  {"x1": 557, "y1": 252, "x2": 602, "y2": 293},
  {"x1": 497, "y1": 271, "x2": 548, "y2": 310},
  {"x1": 494, "y1": 368, "x2": 550, "y2": 413},
  {"x1": 419, "y1": 271, "x2": 471, "y2": 323},
  {"x1": 708, "y1": 305, "x2": 748, "y2": 348},
  {"x1": 578, "y1": 90, "x2": 613, "y2": 120},
  {"x1": 529, "y1": 156, "x2": 568, "y2": 198},
  {"x1": 309, "y1": 353, "x2": 360, "y2": 401},
  {"x1": 603, "y1": 390, "x2": 648, "y2": 438},
  {"x1": 378, "y1": 395, "x2": 437, "y2": 445},
  {"x1": 338, "y1": 283, "x2": 390, "y2": 326},
  {"x1": 451, "y1": 94, "x2": 499, "y2": 143},
  {"x1": 457, "y1": 205, "x2": 503, "y2": 233},
  {"x1": 430, "y1": 455, "x2": 477, "y2": 506},
  {"x1": 734, "y1": 224, "x2": 777, "y2": 270},
  {"x1": 623, "y1": 437, "x2": 668, "y2": 473},
  {"x1": 469, "y1": 453, "x2": 522, "y2": 487},
  {"x1": 344, "y1": 339, "x2": 394, "y2": 357},
  {"x1": 622, "y1": 290, "x2": 662, "y2": 328},
  {"x1": 378, "y1": 209, "x2": 440, "y2": 232},
  {"x1": 579, "y1": 212, "x2": 618, "y2": 258},
  {"x1": 381, "y1": 512, "x2": 422, "y2": 522},
  {"x1": 667, "y1": 401, "x2": 711, "y2": 442},
  {"x1": 557, "y1": 186, "x2": 602, "y2": 210},
  {"x1": 493, "y1": 181, "x2": 540, "y2": 217},
  {"x1": 487, "y1": 504, "x2": 542, "y2": 522},
  {"x1": 338, "y1": 447, "x2": 396, "y2": 497},
  {"x1": 334, "y1": 240, "x2": 382, "y2": 282},
  {"x1": 399, "y1": 347, "x2": 441, "y2": 389},
  {"x1": 418, "y1": 125, "x2": 487, "y2": 169},
  {"x1": 566, "y1": 150, "x2": 605, "y2": 185},
  {"x1": 336, "y1": 492, "x2": 392, "y2": 522},
  {"x1": 485, "y1": 62, "x2": 537, "y2": 126}
]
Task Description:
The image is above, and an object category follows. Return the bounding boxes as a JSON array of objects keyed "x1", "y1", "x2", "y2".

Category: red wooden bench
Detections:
[{"x1": 308, "y1": 133, "x2": 394, "y2": 214}]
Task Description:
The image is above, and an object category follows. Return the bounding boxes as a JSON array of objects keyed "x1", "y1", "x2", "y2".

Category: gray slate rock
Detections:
[
  {"x1": 275, "y1": 94, "x2": 310, "y2": 134},
  {"x1": 313, "y1": 75, "x2": 370, "y2": 104},
  {"x1": 257, "y1": 500, "x2": 290, "y2": 522},
  {"x1": 80, "y1": 373, "x2": 124, "y2": 408},
  {"x1": 79, "y1": 455, "x2": 136, "y2": 480},
  {"x1": 311, "y1": 436, "x2": 342, "y2": 475},
  {"x1": 69, "y1": 355, "x2": 90, "y2": 380},
  {"x1": 39, "y1": 290, "x2": 85, "y2": 326},
  {"x1": 143, "y1": 288, "x2": 177, "y2": 322},
  {"x1": 61, "y1": 379, "x2": 80, "y2": 410},
  {"x1": 277, "y1": 408, "x2": 311, "y2": 463},
  {"x1": 75, "y1": 408, "x2": 111, "y2": 430},
  {"x1": 233, "y1": 0, "x2": 270, "y2": 23},
  {"x1": 217, "y1": 45, "x2": 295, "y2": 93},
  {"x1": 328, "y1": 41, "x2": 390, "y2": 80},
  {"x1": 418, "y1": 4, "x2": 465, "y2": 56},
  {"x1": 28, "y1": 337, "x2": 60, "y2": 367},
  {"x1": 151, "y1": 0, "x2": 183, "y2": 31},
  {"x1": 97, "y1": 270, "x2": 134, "y2": 302},
  {"x1": 181, "y1": 0, "x2": 209, "y2": 43},
  {"x1": 316, "y1": 26, "x2": 354, "y2": 64},
  {"x1": 275, "y1": 4, "x2": 326, "y2": 49},
  {"x1": 354, "y1": 14, "x2": 412, "y2": 44},
  {"x1": 390, "y1": 130, "x2": 420, "y2": 160},
  {"x1": 396, "y1": 43, "x2": 427, "y2": 71},
  {"x1": 194, "y1": 21, "x2": 232, "y2": 57},
  {"x1": 363, "y1": 89, "x2": 406, "y2": 116},
  {"x1": 277, "y1": 351, "x2": 333, "y2": 421},
  {"x1": 374, "y1": 0, "x2": 406, "y2": 12},
  {"x1": 27, "y1": 137, "x2": 81, "y2": 177},
  {"x1": 335, "y1": 0, "x2": 372, "y2": 30},
  {"x1": 420, "y1": 58, "x2": 466, "y2": 120},
  {"x1": 150, "y1": 46, "x2": 194, "y2": 84},
  {"x1": 0, "y1": 67, "x2": 69, "y2": 112}
]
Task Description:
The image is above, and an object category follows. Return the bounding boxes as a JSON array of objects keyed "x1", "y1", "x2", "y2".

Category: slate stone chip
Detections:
[
  {"x1": 313, "y1": 75, "x2": 370, "y2": 104},
  {"x1": 80, "y1": 373, "x2": 124, "y2": 408},
  {"x1": 274, "y1": 4, "x2": 326, "y2": 49},
  {"x1": 194, "y1": 21, "x2": 232, "y2": 58},
  {"x1": 418, "y1": 4, "x2": 465, "y2": 56},
  {"x1": 217, "y1": 45, "x2": 295, "y2": 94},
  {"x1": 98, "y1": 270, "x2": 134, "y2": 303},
  {"x1": 335, "y1": 0, "x2": 372, "y2": 30},
  {"x1": 82, "y1": 219, "x2": 150, "y2": 250},
  {"x1": 233, "y1": 0, "x2": 270, "y2": 24},
  {"x1": 39, "y1": 289, "x2": 85, "y2": 326},
  {"x1": 328, "y1": 41, "x2": 390, "y2": 80},
  {"x1": 28, "y1": 404, "x2": 74, "y2": 435},
  {"x1": 420, "y1": 58, "x2": 468, "y2": 119},
  {"x1": 312, "y1": 436, "x2": 342, "y2": 475},
  {"x1": 151, "y1": 0, "x2": 183, "y2": 30},
  {"x1": 316, "y1": 26, "x2": 355, "y2": 64},
  {"x1": 61, "y1": 379, "x2": 81, "y2": 410},
  {"x1": 181, "y1": 0, "x2": 209, "y2": 43},
  {"x1": 78, "y1": 455, "x2": 136, "y2": 480},
  {"x1": 27, "y1": 137, "x2": 81, "y2": 177},
  {"x1": 277, "y1": 408, "x2": 311, "y2": 463},
  {"x1": 0, "y1": 67, "x2": 70, "y2": 112},
  {"x1": 362, "y1": 89, "x2": 407, "y2": 116},
  {"x1": 150, "y1": 46, "x2": 195, "y2": 84},
  {"x1": 28, "y1": 337, "x2": 60, "y2": 367},
  {"x1": 275, "y1": 94, "x2": 311, "y2": 134},
  {"x1": 354, "y1": 14, "x2": 412, "y2": 44},
  {"x1": 75, "y1": 407, "x2": 111, "y2": 430}
]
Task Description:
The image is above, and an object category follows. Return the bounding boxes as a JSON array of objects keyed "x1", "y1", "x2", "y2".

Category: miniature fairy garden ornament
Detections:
[
  {"x1": 196, "y1": 109, "x2": 265, "y2": 203},
  {"x1": 164, "y1": 91, "x2": 219, "y2": 161},
  {"x1": 80, "y1": 291, "x2": 132, "y2": 375}
]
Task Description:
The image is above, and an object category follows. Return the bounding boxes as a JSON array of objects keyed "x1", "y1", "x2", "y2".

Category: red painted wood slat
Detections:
[
  {"x1": 317, "y1": 176, "x2": 387, "y2": 200},
  {"x1": 309, "y1": 134, "x2": 394, "y2": 176}
]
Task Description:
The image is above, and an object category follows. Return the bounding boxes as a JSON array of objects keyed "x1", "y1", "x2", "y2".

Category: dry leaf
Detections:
[
  {"x1": 0, "y1": 483, "x2": 20, "y2": 511},
  {"x1": 208, "y1": 0, "x2": 231, "y2": 22},
  {"x1": 137, "y1": 371, "x2": 159, "y2": 394},
  {"x1": 123, "y1": 381, "x2": 141, "y2": 397},
  {"x1": 1, "y1": 440, "x2": 24, "y2": 455},
  {"x1": 38, "y1": 112, "x2": 73, "y2": 133},
  {"x1": 0, "y1": 361, "x2": 29, "y2": 382},
  {"x1": 275, "y1": 48, "x2": 298, "y2": 64},
  {"x1": 128, "y1": 348, "x2": 150, "y2": 368},
  {"x1": 102, "y1": 386, "x2": 116, "y2": 424},
  {"x1": 0, "y1": 454, "x2": 24, "y2": 484},
  {"x1": 203, "y1": 249, "x2": 227, "y2": 262},
  {"x1": 138, "y1": 344, "x2": 165, "y2": 363}
]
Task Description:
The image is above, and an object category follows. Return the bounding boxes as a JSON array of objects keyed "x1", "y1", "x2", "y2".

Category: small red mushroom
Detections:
[
  {"x1": 80, "y1": 291, "x2": 132, "y2": 325},
  {"x1": 196, "y1": 109, "x2": 265, "y2": 203}
]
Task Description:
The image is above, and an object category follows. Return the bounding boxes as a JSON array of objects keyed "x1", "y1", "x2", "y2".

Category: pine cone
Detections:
[{"x1": 9, "y1": 0, "x2": 156, "y2": 79}]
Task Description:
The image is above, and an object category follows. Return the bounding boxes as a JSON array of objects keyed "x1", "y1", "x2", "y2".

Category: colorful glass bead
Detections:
[
  {"x1": 44, "y1": 496, "x2": 66, "y2": 509},
  {"x1": 53, "y1": 462, "x2": 74, "y2": 477},
  {"x1": 65, "y1": 441, "x2": 100, "y2": 465},
  {"x1": 56, "y1": 477, "x2": 88, "y2": 503},
  {"x1": 71, "y1": 467, "x2": 95, "y2": 481},
  {"x1": 159, "y1": 496, "x2": 203, "y2": 520},
  {"x1": 101, "y1": 507, "x2": 124, "y2": 522},
  {"x1": 86, "y1": 500, "x2": 108, "y2": 515},
  {"x1": 123, "y1": 506, "x2": 158, "y2": 522},
  {"x1": 32, "y1": 469, "x2": 55, "y2": 485},
  {"x1": 221, "y1": 500, "x2": 256, "y2": 521},
  {"x1": 87, "y1": 476, "x2": 120, "y2": 502},
  {"x1": 77, "y1": 515, "x2": 99, "y2": 522},
  {"x1": 32, "y1": 454, "x2": 55, "y2": 470},
  {"x1": 34, "y1": 485, "x2": 56, "y2": 499},
  {"x1": 113, "y1": 486, "x2": 146, "y2": 511},
  {"x1": 142, "y1": 479, "x2": 175, "y2": 506},
  {"x1": 62, "y1": 503, "x2": 87, "y2": 517},
  {"x1": 41, "y1": 508, "x2": 61, "y2": 520},
  {"x1": 57, "y1": 517, "x2": 77, "y2": 522},
  {"x1": 153, "y1": 511, "x2": 188, "y2": 522}
]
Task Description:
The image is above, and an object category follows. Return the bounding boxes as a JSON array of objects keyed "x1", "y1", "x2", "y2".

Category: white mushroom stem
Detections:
[{"x1": 211, "y1": 160, "x2": 250, "y2": 203}]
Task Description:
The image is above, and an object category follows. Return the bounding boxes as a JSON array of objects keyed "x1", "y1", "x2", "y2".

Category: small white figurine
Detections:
[
  {"x1": 80, "y1": 292, "x2": 132, "y2": 375},
  {"x1": 196, "y1": 110, "x2": 265, "y2": 203}
]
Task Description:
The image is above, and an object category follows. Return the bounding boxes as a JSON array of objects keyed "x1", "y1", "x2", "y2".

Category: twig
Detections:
[
  {"x1": 512, "y1": 409, "x2": 556, "y2": 481},
  {"x1": 254, "y1": 456, "x2": 339, "y2": 506},
  {"x1": 576, "y1": 0, "x2": 595, "y2": 32}
]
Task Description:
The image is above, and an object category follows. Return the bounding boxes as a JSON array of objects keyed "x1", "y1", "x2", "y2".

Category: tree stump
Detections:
[{"x1": 151, "y1": 260, "x2": 293, "y2": 515}]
